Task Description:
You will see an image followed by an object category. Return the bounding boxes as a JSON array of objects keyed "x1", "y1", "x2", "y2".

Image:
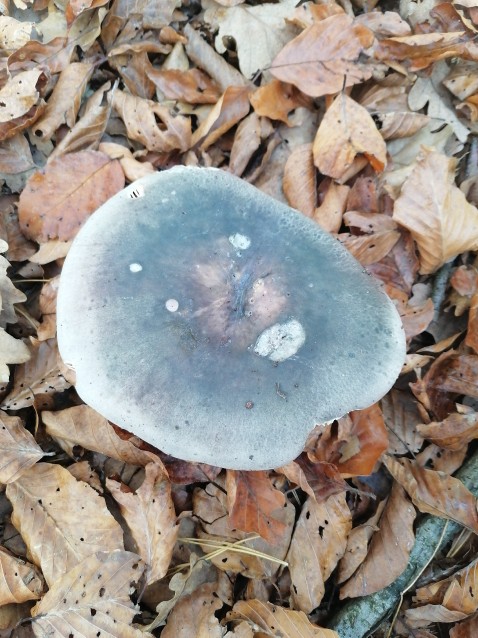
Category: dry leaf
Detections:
[
  {"x1": 227, "y1": 600, "x2": 339, "y2": 637},
  {"x1": 417, "y1": 410, "x2": 478, "y2": 450},
  {"x1": 229, "y1": 111, "x2": 262, "y2": 177},
  {"x1": 107, "y1": 462, "x2": 179, "y2": 585},
  {"x1": 161, "y1": 582, "x2": 223, "y2": 638},
  {"x1": 30, "y1": 551, "x2": 151, "y2": 637},
  {"x1": 147, "y1": 67, "x2": 220, "y2": 104},
  {"x1": 271, "y1": 14, "x2": 374, "y2": 97},
  {"x1": 112, "y1": 89, "x2": 191, "y2": 152},
  {"x1": 0, "y1": 69, "x2": 43, "y2": 123},
  {"x1": 0, "y1": 546, "x2": 44, "y2": 604},
  {"x1": 383, "y1": 455, "x2": 478, "y2": 533},
  {"x1": 6, "y1": 462, "x2": 124, "y2": 586},
  {"x1": 287, "y1": 493, "x2": 351, "y2": 612},
  {"x1": 1, "y1": 338, "x2": 71, "y2": 410},
  {"x1": 313, "y1": 94, "x2": 387, "y2": 180},
  {"x1": 250, "y1": 79, "x2": 310, "y2": 125},
  {"x1": 0, "y1": 16, "x2": 33, "y2": 50},
  {"x1": 18, "y1": 150, "x2": 125, "y2": 243},
  {"x1": 283, "y1": 143, "x2": 316, "y2": 217},
  {"x1": 450, "y1": 612, "x2": 478, "y2": 637},
  {"x1": 381, "y1": 390, "x2": 424, "y2": 455},
  {"x1": 393, "y1": 148, "x2": 478, "y2": 274},
  {"x1": 42, "y1": 404, "x2": 160, "y2": 466},
  {"x1": 313, "y1": 180, "x2": 349, "y2": 233},
  {"x1": 204, "y1": 0, "x2": 299, "y2": 79},
  {"x1": 277, "y1": 457, "x2": 348, "y2": 504},
  {"x1": 340, "y1": 484, "x2": 415, "y2": 598},
  {"x1": 226, "y1": 470, "x2": 286, "y2": 546},
  {"x1": 0, "y1": 410, "x2": 43, "y2": 483},
  {"x1": 339, "y1": 230, "x2": 401, "y2": 266}
]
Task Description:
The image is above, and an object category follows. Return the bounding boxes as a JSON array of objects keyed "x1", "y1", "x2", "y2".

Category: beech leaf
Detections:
[
  {"x1": 0, "y1": 546, "x2": 44, "y2": 605},
  {"x1": 0, "y1": 410, "x2": 43, "y2": 483}
]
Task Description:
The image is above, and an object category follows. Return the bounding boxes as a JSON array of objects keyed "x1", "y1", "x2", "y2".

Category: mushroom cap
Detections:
[{"x1": 57, "y1": 167, "x2": 405, "y2": 470}]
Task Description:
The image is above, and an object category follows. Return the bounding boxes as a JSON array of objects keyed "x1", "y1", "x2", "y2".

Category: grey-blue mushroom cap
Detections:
[{"x1": 57, "y1": 166, "x2": 406, "y2": 470}]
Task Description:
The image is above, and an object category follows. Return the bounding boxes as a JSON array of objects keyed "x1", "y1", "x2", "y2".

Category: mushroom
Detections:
[{"x1": 57, "y1": 167, "x2": 405, "y2": 470}]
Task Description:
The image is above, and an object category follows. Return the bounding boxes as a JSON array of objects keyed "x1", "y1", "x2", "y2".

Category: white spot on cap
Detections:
[
  {"x1": 166, "y1": 299, "x2": 179, "y2": 312},
  {"x1": 129, "y1": 263, "x2": 142, "y2": 273},
  {"x1": 254, "y1": 320, "x2": 306, "y2": 362},
  {"x1": 229, "y1": 233, "x2": 251, "y2": 250}
]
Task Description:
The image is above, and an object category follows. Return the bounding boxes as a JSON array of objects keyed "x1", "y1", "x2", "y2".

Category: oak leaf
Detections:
[
  {"x1": 227, "y1": 600, "x2": 339, "y2": 637},
  {"x1": 271, "y1": 14, "x2": 374, "y2": 97},
  {"x1": 0, "y1": 411, "x2": 43, "y2": 483},
  {"x1": 393, "y1": 148, "x2": 478, "y2": 274},
  {"x1": 30, "y1": 551, "x2": 151, "y2": 638},
  {"x1": 18, "y1": 150, "x2": 125, "y2": 243},
  {"x1": 313, "y1": 94, "x2": 387, "y2": 180},
  {"x1": 107, "y1": 462, "x2": 179, "y2": 585},
  {"x1": 6, "y1": 462, "x2": 124, "y2": 586}
]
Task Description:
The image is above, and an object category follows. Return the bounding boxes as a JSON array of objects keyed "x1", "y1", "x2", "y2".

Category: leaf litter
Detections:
[{"x1": 2, "y1": 0, "x2": 478, "y2": 637}]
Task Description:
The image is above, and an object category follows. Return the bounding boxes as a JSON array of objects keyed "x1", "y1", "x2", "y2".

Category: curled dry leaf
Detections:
[
  {"x1": 250, "y1": 79, "x2": 310, "y2": 125},
  {"x1": 161, "y1": 582, "x2": 223, "y2": 638},
  {"x1": 277, "y1": 456, "x2": 347, "y2": 504},
  {"x1": 313, "y1": 180, "x2": 349, "y2": 233},
  {"x1": 383, "y1": 455, "x2": 478, "y2": 533},
  {"x1": 417, "y1": 410, "x2": 478, "y2": 450},
  {"x1": 0, "y1": 410, "x2": 43, "y2": 483},
  {"x1": 31, "y1": 62, "x2": 94, "y2": 141},
  {"x1": 449, "y1": 612, "x2": 478, "y2": 637},
  {"x1": 191, "y1": 85, "x2": 251, "y2": 150},
  {"x1": 226, "y1": 470, "x2": 286, "y2": 546},
  {"x1": 0, "y1": 246, "x2": 26, "y2": 327},
  {"x1": 287, "y1": 493, "x2": 351, "y2": 613},
  {"x1": 112, "y1": 89, "x2": 191, "y2": 152},
  {"x1": 6, "y1": 462, "x2": 125, "y2": 586},
  {"x1": 271, "y1": 14, "x2": 374, "y2": 97},
  {"x1": 283, "y1": 143, "x2": 316, "y2": 217},
  {"x1": 0, "y1": 69, "x2": 43, "y2": 123},
  {"x1": 313, "y1": 94, "x2": 387, "y2": 181},
  {"x1": 42, "y1": 404, "x2": 161, "y2": 466},
  {"x1": 36, "y1": 276, "x2": 59, "y2": 341},
  {"x1": 146, "y1": 67, "x2": 221, "y2": 104},
  {"x1": 229, "y1": 111, "x2": 263, "y2": 177},
  {"x1": 393, "y1": 148, "x2": 478, "y2": 274},
  {"x1": 340, "y1": 484, "x2": 415, "y2": 598},
  {"x1": 227, "y1": 600, "x2": 340, "y2": 637},
  {"x1": 0, "y1": 329, "x2": 29, "y2": 383},
  {"x1": 1, "y1": 338, "x2": 71, "y2": 410},
  {"x1": 107, "y1": 462, "x2": 179, "y2": 586},
  {"x1": 0, "y1": 546, "x2": 44, "y2": 605},
  {"x1": 30, "y1": 551, "x2": 151, "y2": 638},
  {"x1": 18, "y1": 150, "x2": 125, "y2": 243},
  {"x1": 99, "y1": 141, "x2": 155, "y2": 182}
]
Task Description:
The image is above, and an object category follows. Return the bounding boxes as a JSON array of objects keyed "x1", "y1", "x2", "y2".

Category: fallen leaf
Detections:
[
  {"x1": 107, "y1": 462, "x2": 179, "y2": 585},
  {"x1": 229, "y1": 111, "x2": 262, "y2": 177},
  {"x1": 0, "y1": 329, "x2": 29, "y2": 384},
  {"x1": 381, "y1": 390, "x2": 424, "y2": 455},
  {"x1": 0, "y1": 410, "x2": 43, "y2": 483},
  {"x1": 0, "y1": 16, "x2": 33, "y2": 50},
  {"x1": 0, "y1": 133, "x2": 36, "y2": 175},
  {"x1": 277, "y1": 456, "x2": 348, "y2": 504},
  {"x1": 0, "y1": 69, "x2": 43, "y2": 123},
  {"x1": 271, "y1": 14, "x2": 374, "y2": 97},
  {"x1": 283, "y1": 143, "x2": 316, "y2": 217},
  {"x1": 383, "y1": 455, "x2": 478, "y2": 533},
  {"x1": 340, "y1": 484, "x2": 415, "y2": 598},
  {"x1": 250, "y1": 79, "x2": 310, "y2": 125},
  {"x1": 1, "y1": 338, "x2": 71, "y2": 410},
  {"x1": 287, "y1": 492, "x2": 351, "y2": 612},
  {"x1": 30, "y1": 551, "x2": 150, "y2": 637},
  {"x1": 6, "y1": 462, "x2": 125, "y2": 586},
  {"x1": 227, "y1": 600, "x2": 339, "y2": 637},
  {"x1": 417, "y1": 409, "x2": 478, "y2": 450},
  {"x1": 161, "y1": 582, "x2": 223, "y2": 638},
  {"x1": 146, "y1": 67, "x2": 220, "y2": 104},
  {"x1": 313, "y1": 180, "x2": 349, "y2": 233},
  {"x1": 339, "y1": 230, "x2": 401, "y2": 266},
  {"x1": 42, "y1": 404, "x2": 160, "y2": 466},
  {"x1": 18, "y1": 150, "x2": 125, "y2": 243},
  {"x1": 204, "y1": 0, "x2": 300, "y2": 79},
  {"x1": 313, "y1": 94, "x2": 387, "y2": 180},
  {"x1": 0, "y1": 546, "x2": 44, "y2": 604},
  {"x1": 450, "y1": 612, "x2": 478, "y2": 637},
  {"x1": 98, "y1": 141, "x2": 155, "y2": 182},
  {"x1": 226, "y1": 470, "x2": 287, "y2": 545}
]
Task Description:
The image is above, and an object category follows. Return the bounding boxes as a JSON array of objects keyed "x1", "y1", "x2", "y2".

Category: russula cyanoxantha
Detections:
[{"x1": 57, "y1": 167, "x2": 405, "y2": 470}]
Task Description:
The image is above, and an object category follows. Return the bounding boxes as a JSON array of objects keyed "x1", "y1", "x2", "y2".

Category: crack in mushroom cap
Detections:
[{"x1": 57, "y1": 167, "x2": 406, "y2": 470}]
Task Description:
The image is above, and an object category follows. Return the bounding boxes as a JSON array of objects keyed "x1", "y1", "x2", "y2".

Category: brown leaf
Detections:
[
  {"x1": 1, "y1": 338, "x2": 71, "y2": 410},
  {"x1": 42, "y1": 404, "x2": 161, "y2": 467},
  {"x1": 229, "y1": 111, "x2": 262, "y2": 177},
  {"x1": 6, "y1": 463, "x2": 124, "y2": 586},
  {"x1": 400, "y1": 296, "x2": 435, "y2": 339},
  {"x1": 146, "y1": 67, "x2": 220, "y2": 104},
  {"x1": 450, "y1": 612, "x2": 478, "y2": 637},
  {"x1": 313, "y1": 180, "x2": 349, "y2": 233},
  {"x1": 161, "y1": 582, "x2": 223, "y2": 638},
  {"x1": 0, "y1": 134, "x2": 35, "y2": 175},
  {"x1": 0, "y1": 547, "x2": 43, "y2": 609},
  {"x1": 227, "y1": 600, "x2": 340, "y2": 637},
  {"x1": 30, "y1": 551, "x2": 150, "y2": 637},
  {"x1": 283, "y1": 143, "x2": 316, "y2": 217},
  {"x1": 112, "y1": 89, "x2": 191, "y2": 152},
  {"x1": 250, "y1": 79, "x2": 310, "y2": 125},
  {"x1": 107, "y1": 463, "x2": 179, "y2": 585},
  {"x1": 0, "y1": 328, "x2": 30, "y2": 384},
  {"x1": 7, "y1": 37, "x2": 74, "y2": 76},
  {"x1": 0, "y1": 69, "x2": 43, "y2": 123},
  {"x1": 383, "y1": 455, "x2": 478, "y2": 533},
  {"x1": 339, "y1": 230, "x2": 401, "y2": 266},
  {"x1": 226, "y1": 470, "x2": 287, "y2": 546},
  {"x1": 393, "y1": 148, "x2": 478, "y2": 274},
  {"x1": 191, "y1": 85, "x2": 251, "y2": 151},
  {"x1": 417, "y1": 409, "x2": 478, "y2": 451},
  {"x1": 313, "y1": 94, "x2": 387, "y2": 180},
  {"x1": 18, "y1": 150, "x2": 125, "y2": 243},
  {"x1": 277, "y1": 456, "x2": 348, "y2": 504},
  {"x1": 0, "y1": 411, "x2": 43, "y2": 483},
  {"x1": 287, "y1": 493, "x2": 351, "y2": 612},
  {"x1": 381, "y1": 390, "x2": 424, "y2": 455},
  {"x1": 271, "y1": 14, "x2": 374, "y2": 97},
  {"x1": 340, "y1": 484, "x2": 415, "y2": 598},
  {"x1": 31, "y1": 62, "x2": 94, "y2": 141}
]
